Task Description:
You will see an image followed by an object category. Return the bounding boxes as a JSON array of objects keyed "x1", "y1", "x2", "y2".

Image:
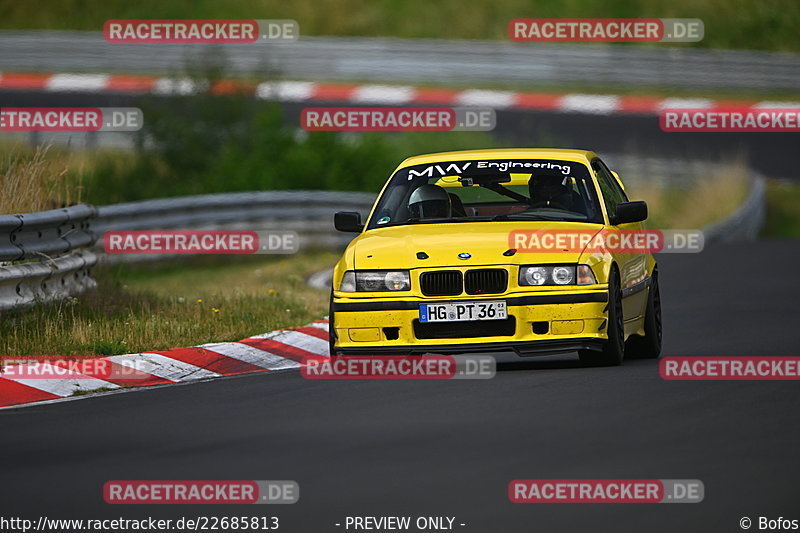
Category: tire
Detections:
[
  {"x1": 580, "y1": 269, "x2": 624, "y2": 367},
  {"x1": 625, "y1": 272, "x2": 662, "y2": 359},
  {"x1": 328, "y1": 290, "x2": 339, "y2": 357}
]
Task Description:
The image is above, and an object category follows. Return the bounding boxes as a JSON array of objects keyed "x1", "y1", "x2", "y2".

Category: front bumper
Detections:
[
  {"x1": 335, "y1": 338, "x2": 605, "y2": 356},
  {"x1": 332, "y1": 290, "x2": 609, "y2": 356}
]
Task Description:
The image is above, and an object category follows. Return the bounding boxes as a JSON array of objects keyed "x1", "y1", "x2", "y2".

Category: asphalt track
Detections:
[{"x1": 1, "y1": 239, "x2": 798, "y2": 533}]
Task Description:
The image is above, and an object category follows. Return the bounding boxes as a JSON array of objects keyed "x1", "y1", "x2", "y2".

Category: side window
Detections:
[
  {"x1": 603, "y1": 161, "x2": 629, "y2": 202},
  {"x1": 592, "y1": 159, "x2": 627, "y2": 221}
]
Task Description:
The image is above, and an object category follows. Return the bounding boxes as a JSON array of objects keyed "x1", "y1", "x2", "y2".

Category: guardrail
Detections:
[
  {"x1": 0, "y1": 204, "x2": 97, "y2": 310},
  {"x1": 93, "y1": 190, "x2": 377, "y2": 256},
  {"x1": 0, "y1": 170, "x2": 767, "y2": 311},
  {"x1": 0, "y1": 204, "x2": 95, "y2": 262},
  {"x1": 1, "y1": 32, "x2": 799, "y2": 92},
  {"x1": 703, "y1": 175, "x2": 766, "y2": 243},
  {"x1": 0, "y1": 251, "x2": 97, "y2": 310}
]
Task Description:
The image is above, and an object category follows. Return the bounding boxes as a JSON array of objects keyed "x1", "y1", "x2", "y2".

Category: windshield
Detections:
[{"x1": 366, "y1": 159, "x2": 603, "y2": 229}]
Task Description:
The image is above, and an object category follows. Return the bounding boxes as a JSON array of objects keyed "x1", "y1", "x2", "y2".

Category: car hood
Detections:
[{"x1": 351, "y1": 221, "x2": 604, "y2": 269}]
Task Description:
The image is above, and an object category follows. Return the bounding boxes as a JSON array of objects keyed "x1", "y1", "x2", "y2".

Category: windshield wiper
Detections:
[
  {"x1": 492, "y1": 213, "x2": 563, "y2": 221},
  {"x1": 494, "y1": 210, "x2": 592, "y2": 222},
  {"x1": 404, "y1": 217, "x2": 493, "y2": 224}
]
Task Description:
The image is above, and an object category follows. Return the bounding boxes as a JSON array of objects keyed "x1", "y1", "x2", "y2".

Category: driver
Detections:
[
  {"x1": 528, "y1": 174, "x2": 577, "y2": 211},
  {"x1": 408, "y1": 184, "x2": 452, "y2": 219}
]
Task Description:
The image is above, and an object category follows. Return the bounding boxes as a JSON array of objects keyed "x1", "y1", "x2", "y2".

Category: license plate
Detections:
[{"x1": 419, "y1": 300, "x2": 507, "y2": 323}]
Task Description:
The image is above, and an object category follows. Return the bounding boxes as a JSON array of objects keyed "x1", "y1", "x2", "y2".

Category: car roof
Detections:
[{"x1": 395, "y1": 148, "x2": 599, "y2": 171}]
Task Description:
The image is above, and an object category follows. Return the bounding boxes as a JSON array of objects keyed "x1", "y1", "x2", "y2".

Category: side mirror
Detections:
[
  {"x1": 612, "y1": 201, "x2": 648, "y2": 225},
  {"x1": 334, "y1": 211, "x2": 364, "y2": 233}
]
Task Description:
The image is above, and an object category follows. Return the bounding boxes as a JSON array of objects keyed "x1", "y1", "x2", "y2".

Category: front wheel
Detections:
[
  {"x1": 579, "y1": 270, "x2": 624, "y2": 367},
  {"x1": 625, "y1": 272, "x2": 662, "y2": 359}
]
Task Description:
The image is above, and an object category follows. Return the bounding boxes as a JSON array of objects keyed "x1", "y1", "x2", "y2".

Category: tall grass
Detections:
[
  {"x1": 0, "y1": 144, "x2": 83, "y2": 214},
  {"x1": 629, "y1": 161, "x2": 750, "y2": 229}
]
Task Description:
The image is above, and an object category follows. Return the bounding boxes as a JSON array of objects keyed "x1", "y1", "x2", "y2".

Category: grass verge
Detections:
[
  {"x1": 0, "y1": 251, "x2": 336, "y2": 356},
  {"x1": 763, "y1": 180, "x2": 800, "y2": 237}
]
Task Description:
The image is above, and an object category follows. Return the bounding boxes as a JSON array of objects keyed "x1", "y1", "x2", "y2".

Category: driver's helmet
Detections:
[
  {"x1": 529, "y1": 174, "x2": 570, "y2": 204},
  {"x1": 408, "y1": 184, "x2": 452, "y2": 219}
]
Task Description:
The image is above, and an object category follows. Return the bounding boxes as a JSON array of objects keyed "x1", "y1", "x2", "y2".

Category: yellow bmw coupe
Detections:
[{"x1": 330, "y1": 149, "x2": 661, "y2": 366}]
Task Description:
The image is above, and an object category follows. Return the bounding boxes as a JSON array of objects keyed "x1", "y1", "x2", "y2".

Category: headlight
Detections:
[
  {"x1": 339, "y1": 270, "x2": 411, "y2": 292},
  {"x1": 551, "y1": 266, "x2": 574, "y2": 285},
  {"x1": 519, "y1": 265, "x2": 596, "y2": 286},
  {"x1": 520, "y1": 266, "x2": 548, "y2": 286}
]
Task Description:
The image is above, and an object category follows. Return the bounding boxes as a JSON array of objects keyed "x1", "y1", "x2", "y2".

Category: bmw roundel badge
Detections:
[{"x1": 458, "y1": 252, "x2": 471, "y2": 260}]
